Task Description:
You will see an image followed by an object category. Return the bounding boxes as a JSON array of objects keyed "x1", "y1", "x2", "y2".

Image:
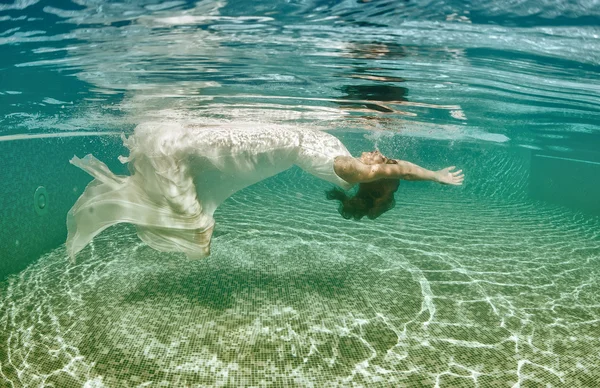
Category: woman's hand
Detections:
[{"x1": 435, "y1": 166, "x2": 464, "y2": 185}]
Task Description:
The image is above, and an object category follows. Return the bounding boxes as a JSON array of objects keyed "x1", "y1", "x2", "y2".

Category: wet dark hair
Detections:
[{"x1": 326, "y1": 159, "x2": 400, "y2": 221}]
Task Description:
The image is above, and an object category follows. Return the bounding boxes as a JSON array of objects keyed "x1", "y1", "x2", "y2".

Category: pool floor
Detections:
[{"x1": 1, "y1": 179, "x2": 599, "y2": 387}]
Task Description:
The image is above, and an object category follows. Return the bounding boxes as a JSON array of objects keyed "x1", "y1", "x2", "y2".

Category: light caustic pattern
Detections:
[{"x1": 1, "y1": 176, "x2": 599, "y2": 387}]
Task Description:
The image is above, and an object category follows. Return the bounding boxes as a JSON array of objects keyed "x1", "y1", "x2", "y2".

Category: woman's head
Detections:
[{"x1": 327, "y1": 154, "x2": 400, "y2": 220}]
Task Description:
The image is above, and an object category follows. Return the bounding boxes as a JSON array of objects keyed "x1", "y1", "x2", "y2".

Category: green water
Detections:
[
  {"x1": 2, "y1": 0, "x2": 600, "y2": 386},
  {"x1": 2, "y1": 162, "x2": 600, "y2": 386}
]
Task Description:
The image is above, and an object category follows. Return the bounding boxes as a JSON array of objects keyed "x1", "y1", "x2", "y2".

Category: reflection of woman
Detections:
[{"x1": 66, "y1": 122, "x2": 463, "y2": 260}]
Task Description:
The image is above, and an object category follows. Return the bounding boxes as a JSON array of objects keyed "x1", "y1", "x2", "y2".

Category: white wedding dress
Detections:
[{"x1": 66, "y1": 122, "x2": 354, "y2": 259}]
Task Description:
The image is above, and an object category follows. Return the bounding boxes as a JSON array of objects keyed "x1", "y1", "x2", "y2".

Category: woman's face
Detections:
[{"x1": 360, "y1": 150, "x2": 388, "y2": 165}]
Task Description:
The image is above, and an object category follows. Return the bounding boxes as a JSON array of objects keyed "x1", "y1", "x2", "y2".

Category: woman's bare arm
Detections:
[
  {"x1": 334, "y1": 157, "x2": 464, "y2": 185},
  {"x1": 376, "y1": 161, "x2": 464, "y2": 185}
]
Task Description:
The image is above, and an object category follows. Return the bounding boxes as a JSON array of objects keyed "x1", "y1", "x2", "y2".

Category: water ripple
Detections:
[{"x1": 0, "y1": 0, "x2": 598, "y2": 149}]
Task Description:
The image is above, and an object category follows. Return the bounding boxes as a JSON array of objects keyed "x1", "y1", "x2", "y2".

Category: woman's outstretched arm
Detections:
[
  {"x1": 334, "y1": 157, "x2": 464, "y2": 185},
  {"x1": 383, "y1": 160, "x2": 464, "y2": 185}
]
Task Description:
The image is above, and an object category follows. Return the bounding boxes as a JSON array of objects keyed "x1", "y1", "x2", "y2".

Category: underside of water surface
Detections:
[{"x1": 1, "y1": 0, "x2": 600, "y2": 387}]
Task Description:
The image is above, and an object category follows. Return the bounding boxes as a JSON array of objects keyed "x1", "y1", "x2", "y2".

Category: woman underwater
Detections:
[{"x1": 66, "y1": 122, "x2": 464, "y2": 259}]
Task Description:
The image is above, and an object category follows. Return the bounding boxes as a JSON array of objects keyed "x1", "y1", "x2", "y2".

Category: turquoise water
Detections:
[{"x1": 1, "y1": 0, "x2": 600, "y2": 386}]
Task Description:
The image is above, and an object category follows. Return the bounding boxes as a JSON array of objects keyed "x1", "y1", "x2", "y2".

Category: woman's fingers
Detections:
[{"x1": 440, "y1": 166, "x2": 464, "y2": 185}]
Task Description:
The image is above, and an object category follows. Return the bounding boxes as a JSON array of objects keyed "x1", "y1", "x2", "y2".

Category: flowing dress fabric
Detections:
[{"x1": 66, "y1": 123, "x2": 353, "y2": 259}]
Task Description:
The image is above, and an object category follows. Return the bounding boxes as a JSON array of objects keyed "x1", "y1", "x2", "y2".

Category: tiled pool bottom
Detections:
[{"x1": 1, "y1": 183, "x2": 599, "y2": 387}]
